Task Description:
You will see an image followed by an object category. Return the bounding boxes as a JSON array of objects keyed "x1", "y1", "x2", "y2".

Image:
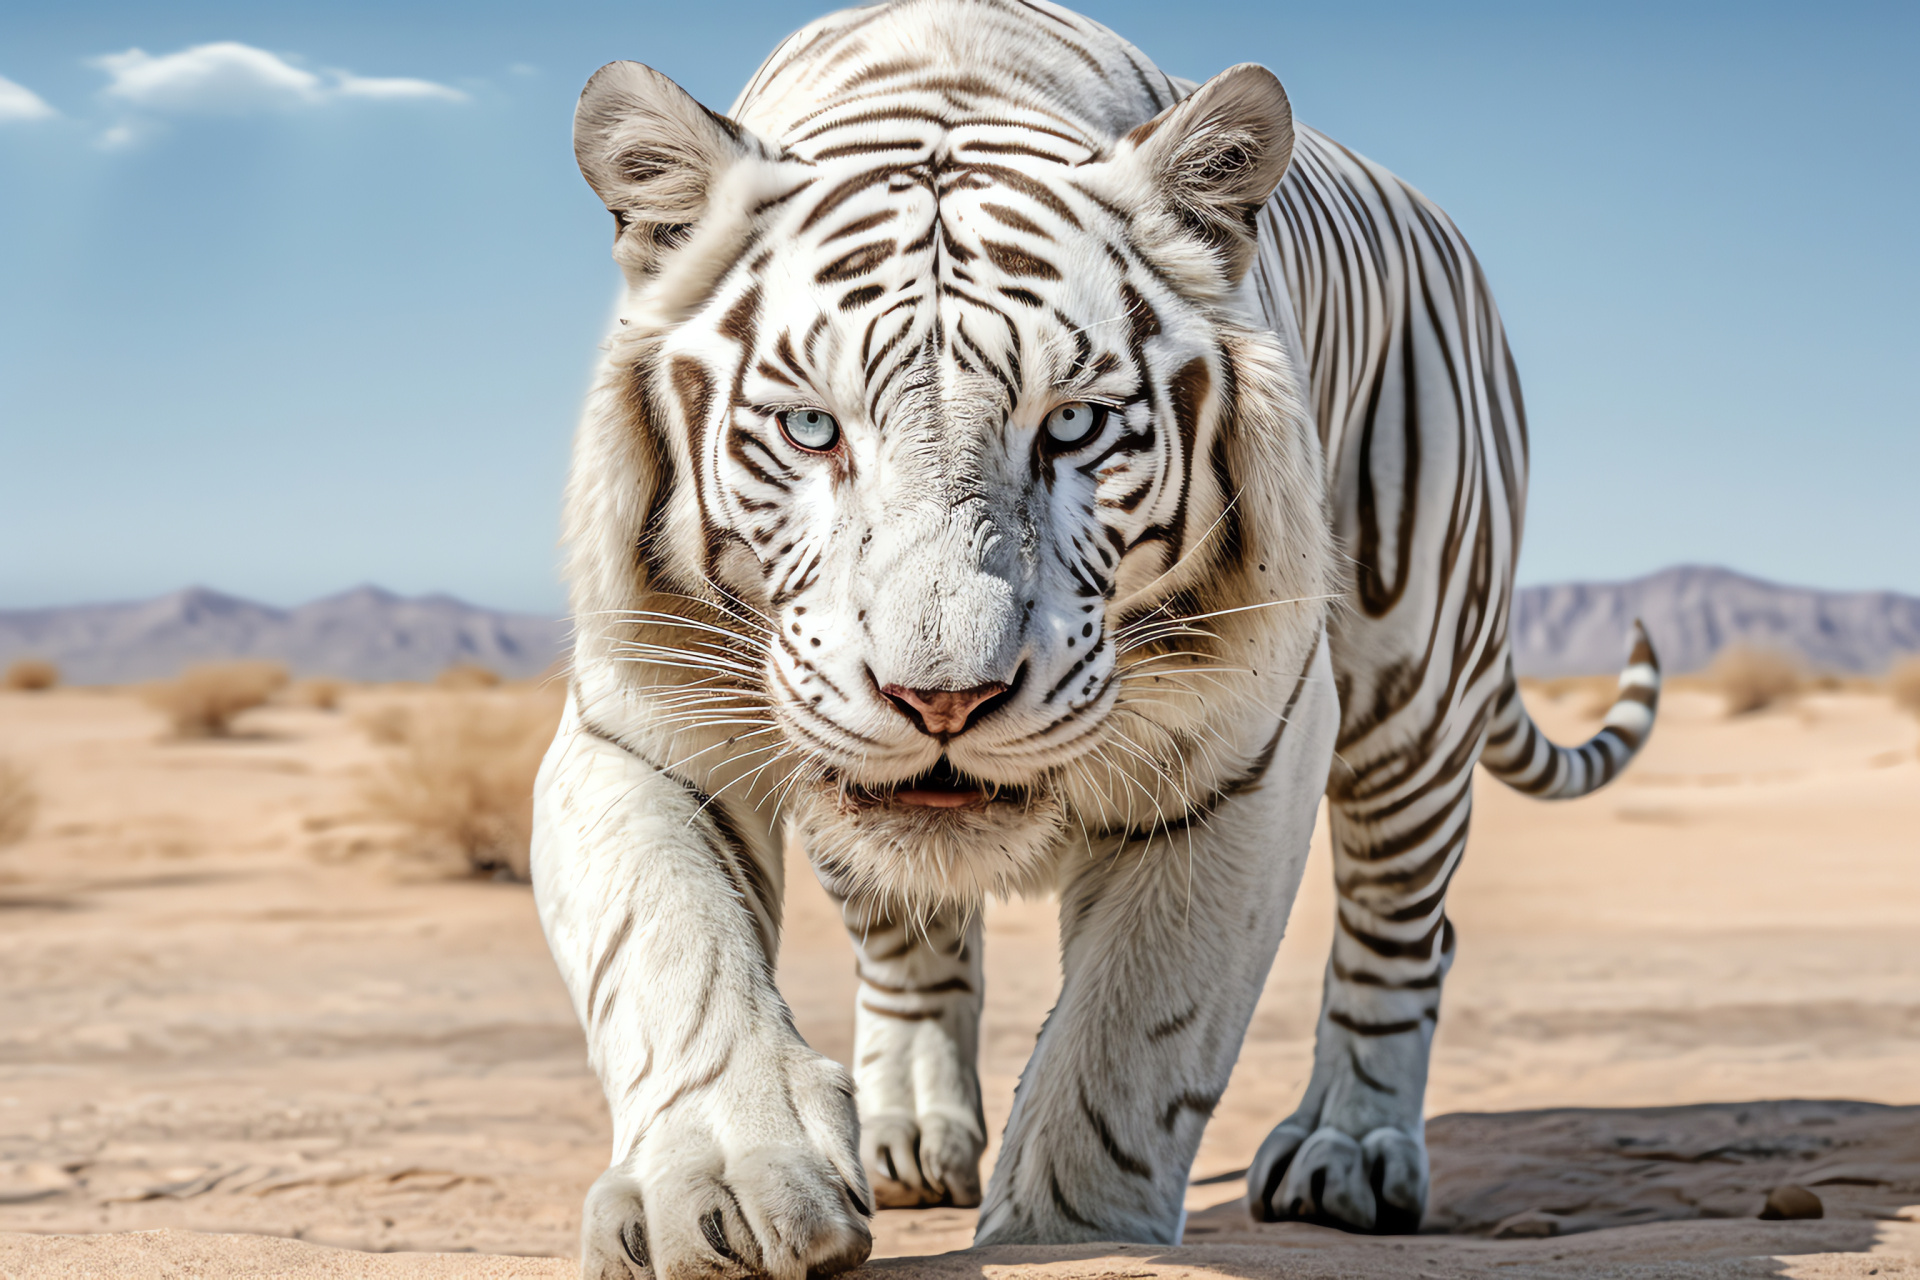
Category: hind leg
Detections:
[
  {"x1": 835, "y1": 893, "x2": 987, "y2": 1208},
  {"x1": 1247, "y1": 734, "x2": 1476, "y2": 1232}
]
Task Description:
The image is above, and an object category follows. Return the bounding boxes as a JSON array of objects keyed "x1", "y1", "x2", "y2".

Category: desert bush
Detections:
[
  {"x1": 1890, "y1": 656, "x2": 1920, "y2": 719},
  {"x1": 0, "y1": 759, "x2": 37, "y2": 846},
  {"x1": 289, "y1": 677, "x2": 346, "y2": 711},
  {"x1": 363, "y1": 692, "x2": 561, "y2": 879},
  {"x1": 145, "y1": 661, "x2": 290, "y2": 738},
  {"x1": 1808, "y1": 673, "x2": 1880, "y2": 695},
  {"x1": 436, "y1": 663, "x2": 501, "y2": 691},
  {"x1": 1708, "y1": 645, "x2": 1803, "y2": 716},
  {"x1": 4, "y1": 658, "x2": 58, "y2": 692},
  {"x1": 355, "y1": 703, "x2": 414, "y2": 745},
  {"x1": 1520, "y1": 674, "x2": 1616, "y2": 720}
]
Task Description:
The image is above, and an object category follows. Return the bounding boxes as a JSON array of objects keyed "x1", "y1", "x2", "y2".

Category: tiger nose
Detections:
[{"x1": 879, "y1": 680, "x2": 1009, "y2": 737}]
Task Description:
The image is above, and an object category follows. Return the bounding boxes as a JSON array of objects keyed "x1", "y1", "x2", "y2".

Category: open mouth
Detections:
[{"x1": 852, "y1": 757, "x2": 1023, "y2": 810}]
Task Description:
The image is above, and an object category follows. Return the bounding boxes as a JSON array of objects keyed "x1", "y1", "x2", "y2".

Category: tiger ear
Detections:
[
  {"x1": 574, "y1": 61, "x2": 763, "y2": 274},
  {"x1": 1112, "y1": 63, "x2": 1294, "y2": 281}
]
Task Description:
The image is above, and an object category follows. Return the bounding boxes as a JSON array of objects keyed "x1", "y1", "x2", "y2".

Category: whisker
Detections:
[
  {"x1": 1117, "y1": 592, "x2": 1343, "y2": 639},
  {"x1": 601, "y1": 609, "x2": 772, "y2": 648}
]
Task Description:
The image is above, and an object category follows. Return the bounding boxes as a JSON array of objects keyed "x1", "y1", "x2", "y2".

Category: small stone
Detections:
[
  {"x1": 1759, "y1": 1184, "x2": 1824, "y2": 1220},
  {"x1": 1491, "y1": 1209, "x2": 1565, "y2": 1239}
]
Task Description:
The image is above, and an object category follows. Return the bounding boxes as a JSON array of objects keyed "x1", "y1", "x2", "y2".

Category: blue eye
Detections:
[
  {"x1": 778, "y1": 408, "x2": 840, "y2": 451},
  {"x1": 1043, "y1": 401, "x2": 1106, "y2": 448}
]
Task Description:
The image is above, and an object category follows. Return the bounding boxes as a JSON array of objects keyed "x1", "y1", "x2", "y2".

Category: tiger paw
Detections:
[
  {"x1": 1247, "y1": 1122, "x2": 1427, "y2": 1233},
  {"x1": 863, "y1": 1106, "x2": 985, "y2": 1208},
  {"x1": 582, "y1": 1054, "x2": 873, "y2": 1280}
]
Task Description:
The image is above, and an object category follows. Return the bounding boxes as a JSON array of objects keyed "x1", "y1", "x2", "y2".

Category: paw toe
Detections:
[
  {"x1": 917, "y1": 1113, "x2": 985, "y2": 1208},
  {"x1": 1247, "y1": 1122, "x2": 1311, "y2": 1222},
  {"x1": 727, "y1": 1147, "x2": 871, "y2": 1276},
  {"x1": 1361, "y1": 1126, "x2": 1428, "y2": 1232},
  {"x1": 580, "y1": 1169, "x2": 650, "y2": 1280},
  {"x1": 863, "y1": 1113, "x2": 933, "y2": 1207}
]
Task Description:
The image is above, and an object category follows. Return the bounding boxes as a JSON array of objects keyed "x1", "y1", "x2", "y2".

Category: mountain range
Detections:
[
  {"x1": 0, "y1": 586, "x2": 566, "y2": 685},
  {"x1": 3, "y1": 567, "x2": 1917, "y2": 684},
  {"x1": 1509, "y1": 565, "x2": 1920, "y2": 678}
]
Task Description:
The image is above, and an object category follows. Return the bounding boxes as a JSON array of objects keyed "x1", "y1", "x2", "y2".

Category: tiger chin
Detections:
[
  {"x1": 794, "y1": 766, "x2": 1069, "y2": 913},
  {"x1": 533, "y1": 0, "x2": 1661, "y2": 1275}
]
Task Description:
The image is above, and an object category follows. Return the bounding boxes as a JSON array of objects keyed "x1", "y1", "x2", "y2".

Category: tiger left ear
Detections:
[{"x1": 1111, "y1": 63, "x2": 1294, "y2": 281}]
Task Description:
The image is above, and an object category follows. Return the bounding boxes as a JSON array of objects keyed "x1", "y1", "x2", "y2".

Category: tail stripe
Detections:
[{"x1": 1479, "y1": 621, "x2": 1661, "y2": 800}]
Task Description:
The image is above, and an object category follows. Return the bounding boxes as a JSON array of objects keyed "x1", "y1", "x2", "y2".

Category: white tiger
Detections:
[{"x1": 531, "y1": 0, "x2": 1661, "y2": 1274}]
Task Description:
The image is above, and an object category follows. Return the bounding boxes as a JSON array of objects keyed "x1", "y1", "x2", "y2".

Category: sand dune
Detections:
[{"x1": 0, "y1": 682, "x2": 1916, "y2": 1275}]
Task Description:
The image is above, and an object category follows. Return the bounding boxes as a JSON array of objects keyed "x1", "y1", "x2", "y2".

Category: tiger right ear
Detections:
[
  {"x1": 574, "y1": 61, "x2": 761, "y2": 273},
  {"x1": 1110, "y1": 63, "x2": 1294, "y2": 284}
]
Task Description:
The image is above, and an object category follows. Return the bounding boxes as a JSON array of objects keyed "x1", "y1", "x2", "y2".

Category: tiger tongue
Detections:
[
  {"x1": 892, "y1": 757, "x2": 987, "y2": 808},
  {"x1": 893, "y1": 785, "x2": 986, "y2": 809}
]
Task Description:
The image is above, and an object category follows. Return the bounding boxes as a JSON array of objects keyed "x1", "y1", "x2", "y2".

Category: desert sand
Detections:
[{"x1": 1, "y1": 681, "x2": 1917, "y2": 1277}]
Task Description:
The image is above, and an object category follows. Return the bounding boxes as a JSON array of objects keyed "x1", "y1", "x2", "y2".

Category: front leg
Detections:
[
  {"x1": 834, "y1": 892, "x2": 985, "y2": 1208},
  {"x1": 975, "y1": 645, "x2": 1338, "y2": 1245},
  {"x1": 533, "y1": 704, "x2": 872, "y2": 1280}
]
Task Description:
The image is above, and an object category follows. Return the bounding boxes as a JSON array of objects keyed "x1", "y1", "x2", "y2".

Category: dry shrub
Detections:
[
  {"x1": 289, "y1": 677, "x2": 346, "y2": 711},
  {"x1": 1520, "y1": 674, "x2": 1616, "y2": 720},
  {"x1": 4, "y1": 658, "x2": 58, "y2": 692},
  {"x1": 1709, "y1": 644, "x2": 1803, "y2": 716},
  {"x1": 145, "y1": 661, "x2": 290, "y2": 738},
  {"x1": 355, "y1": 703, "x2": 415, "y2": 745},
  {"x1": 436, "y1": 663, "x2": 501, "y2": 691},
  {"x1": 1890, "y1": 656, "x2": 1920, "y2": 719},
  {"x1": 363, "y1": 692, "x2": 561, "y2": 879},
  {"x1": 0, "y1": 759, "x2": 37, "y2": 846}
]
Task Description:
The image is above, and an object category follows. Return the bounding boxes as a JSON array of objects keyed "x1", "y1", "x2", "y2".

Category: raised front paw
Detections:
[
  {"x1": 581, "y1": 1055, "x2": 873, "y2": 1280},
  {"x1": 863, "y1": 1105, "x2": 984, "y2": 1208},
  {"x1": 1247, "y1": 1121, "x2": 1427, "y2": 1234}
]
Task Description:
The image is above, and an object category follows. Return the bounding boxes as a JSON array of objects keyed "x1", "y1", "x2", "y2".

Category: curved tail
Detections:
[{"x1": 1480, "y1": 620, "x2": 1661, "y2": 800}]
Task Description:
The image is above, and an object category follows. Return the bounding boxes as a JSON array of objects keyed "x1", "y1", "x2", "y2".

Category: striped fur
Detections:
[{"x1": 530, "y1": 1, "x2": 1660, "y2": 1273}]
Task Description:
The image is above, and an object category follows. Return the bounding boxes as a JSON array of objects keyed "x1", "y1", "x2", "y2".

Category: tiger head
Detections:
[{"x1": 565, "y1": 9, "x2": 1329, "y2": 908}]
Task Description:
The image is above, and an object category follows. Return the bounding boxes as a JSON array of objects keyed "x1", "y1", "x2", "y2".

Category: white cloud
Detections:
[
  {"x1": 0, "y1": 74, "x2": 57, "y2": 122},
  {"x1": 333, "y1": 73, "x2": 465, "y2": 102},
  {"x1": 90, "y1": 41, "x2": 465, "y2": 114},
  {"x1": 97, "y1": 123, "x2": 142, "y2": 150},
  {"x1": 94, "y1": 43, "x2": 321, "y2": 111}
]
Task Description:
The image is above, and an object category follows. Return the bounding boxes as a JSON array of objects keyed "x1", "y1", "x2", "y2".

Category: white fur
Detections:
[{"x1": 530, "y1": 0, "x2": 1653, "y2": 1271}]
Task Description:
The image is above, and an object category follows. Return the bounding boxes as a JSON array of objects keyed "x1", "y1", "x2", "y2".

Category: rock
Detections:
[
  {"x1": 1759, "y1": 1184, "x2": 1824, "y2": 1220},
  {"x1": 1491, "y1": 1210, "x2": 1566, "y2": 1239}
]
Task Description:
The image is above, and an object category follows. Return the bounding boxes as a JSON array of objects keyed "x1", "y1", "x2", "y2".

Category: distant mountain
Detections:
[
  {"x1": 1512, "y1": 566, "x2": 1920, "y2": 677},
  {"x1": 5, "y1": 568, "x2": 1916, "y2": 685},
  {"x1": 0, "y1": 586, "x2": 568, "y2": 684}
]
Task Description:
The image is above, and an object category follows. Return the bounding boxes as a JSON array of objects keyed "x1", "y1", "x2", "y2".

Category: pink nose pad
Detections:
[{"x1": 879, "y1": 681, "x2": 1009, "y2": 737}]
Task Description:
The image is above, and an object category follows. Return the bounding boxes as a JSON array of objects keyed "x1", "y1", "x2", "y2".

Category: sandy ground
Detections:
[{"x1": 0, "y1": 682, "x2": 1917, "y2": 1277}]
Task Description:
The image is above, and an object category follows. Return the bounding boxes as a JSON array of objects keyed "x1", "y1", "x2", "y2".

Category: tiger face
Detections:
[{"x1": 568, "y1": 57, "x2": 1328, "y2": 904}]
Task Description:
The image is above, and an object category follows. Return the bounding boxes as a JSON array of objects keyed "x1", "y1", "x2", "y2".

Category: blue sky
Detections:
[{"x1": 1, "y1": 1, "x2": 1915, "y2": 614}]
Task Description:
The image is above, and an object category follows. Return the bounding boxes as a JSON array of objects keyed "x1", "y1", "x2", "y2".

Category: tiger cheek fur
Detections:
[{"x1": 538, "y1": 1, "x2": 1661, "y2": 1272}]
